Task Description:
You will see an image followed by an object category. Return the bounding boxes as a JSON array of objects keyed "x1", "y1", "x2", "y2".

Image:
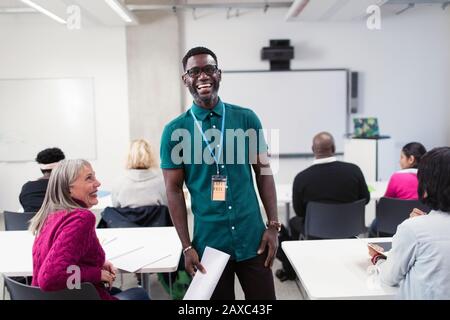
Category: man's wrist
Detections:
[
  {"x1": 266, "y1": 220, "x2": 281, "y2": 232},
  {"x1": 183, "y1": 245, "x2": 193, "y2": 255}
]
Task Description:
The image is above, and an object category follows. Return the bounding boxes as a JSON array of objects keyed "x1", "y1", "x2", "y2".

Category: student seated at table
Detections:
[
  {"x1": 112, "y1": 139, "x2": 167, "y2": 208},
  {"x1": 369, "y1": 147, "x2": 450, "y2": 299},
  {"x1": 19, "y1": 147, "x2": 65, "y2": 212},
  {"x1": 276, "y1": 132, "x2": 370, "y2": 281},
  {"x1": 29, "y1": 159, "x2": 150, "y2": 300},
  {"x1": 368, "y1": 142, "x2": 427, "y2": 237}
]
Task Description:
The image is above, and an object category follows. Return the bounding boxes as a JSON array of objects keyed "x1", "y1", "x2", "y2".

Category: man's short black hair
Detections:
[
  {"x1": 418, "y1": 147, "x2": 450, "y2": 212},
  {"x1": 36, "y1": 147, "x2": 65, "y2": 164},
  {"x1": 182, "y1": 47, "x2": 218, "y2": 71}
]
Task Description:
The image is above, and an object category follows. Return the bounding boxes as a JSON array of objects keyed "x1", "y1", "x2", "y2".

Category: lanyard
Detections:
[{"x1": 190, "y1": 104, "x2": 225, "y2": 175}]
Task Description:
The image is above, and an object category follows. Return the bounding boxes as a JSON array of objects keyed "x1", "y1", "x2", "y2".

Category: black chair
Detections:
[
  {"x1": 97, "y1": 205, "x2": 172, "y2": 228},
  {"x1": 3, "y1": 211, "x2": 36, "y2": 231},
  {"x1": 304, "y1": 199, "x2": 367, "y2": 239},
  {"x1": 376, "y1": 197, "x2": 430, "y2": 236},
  {"x1": 3, "y1": 274, "x2": 100, "y2": 300}
]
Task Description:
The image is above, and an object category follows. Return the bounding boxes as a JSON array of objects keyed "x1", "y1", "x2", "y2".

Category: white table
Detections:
[
  {"x1": 0, "y1": 227, "x2": 181, "y2": 276},
  {"x1": 276, "y1": 181, "x2": 388, "y2": 227},
  {"x1": 282, "y1": 238, "x2": 398, "y2": 300}
]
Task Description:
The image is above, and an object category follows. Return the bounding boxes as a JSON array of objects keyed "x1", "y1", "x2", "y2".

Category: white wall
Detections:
[
  {"x1": 0, "y1": 15, "x2": 130, "y2": 211},
  {"x1": 126, "y1": 12, "x2": 183, "y2": 152},
  {"x1": 181, "y1": 7, "x2": 450, "y2": 184}
]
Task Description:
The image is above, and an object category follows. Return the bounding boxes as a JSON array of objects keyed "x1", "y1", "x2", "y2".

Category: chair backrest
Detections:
[
  {"x1": 98, "y1": 205, "x2": 172, "y2": 228},
  {"x1": 3, "y1": 274, "x2": 100, "y2": 300},
  {"x1": 305, "y1": 199, "x2": 366, "y2": 239},
  {"x1": 376, "y1": 197, "x2": 430, "y2": 236},
  {"x1": 3, "y1": 211, "x2": 36, "y2": 231}
]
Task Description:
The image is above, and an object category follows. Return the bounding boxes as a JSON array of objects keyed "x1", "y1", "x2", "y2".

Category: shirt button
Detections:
[
  {"x1": 221, "y1": 165, "x2": 225, "y2": 168},
  {"x1": 225, "y1": 186, "x2": 228, "y2": 189},
  {"x1": 210, "y1": 113, "x2": 213, "y2": 116},
  {"x1": 228, "y1": 206, "x2": 232, "y2": 210},
  {"x1": 217, "y1": 144, "x2": 220, "y2": 148},
  {"x1": 231, "y1": 226, "x2": 235, "y2": 230}
]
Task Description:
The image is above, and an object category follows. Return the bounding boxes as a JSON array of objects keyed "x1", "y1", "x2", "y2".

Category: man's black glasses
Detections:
[{"x1": 184, "y1": 65, "x2": 218, "y2": 78}]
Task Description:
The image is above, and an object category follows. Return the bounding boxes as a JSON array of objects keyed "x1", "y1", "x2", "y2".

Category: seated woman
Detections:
[
  {"x1": 368, "y1": 147, "x2": 450, "y2": 299},
  {"x1": 112, "y1": 139, "x2": 167, "y2": 208},
  {"x1": 384, "y1": 142, "x2": 426, "y2": 199},
  {"x1": 19, "y1": 147, "x2": 65, "y2": 212},
  {"x1": 28, "y1": 159, "x2": 149, "y2": 300},
  {"x1": 369, "y1": 142, "x2": 426, "y2": 236}
]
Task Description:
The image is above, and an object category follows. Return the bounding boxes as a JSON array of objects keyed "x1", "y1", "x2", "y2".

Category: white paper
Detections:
[
  {"x1": 183, "y1": 246, "x2": 230, "y2": 300},
  {"x1": 102, "y1": 236, "x2": 172, "y2": 272}
]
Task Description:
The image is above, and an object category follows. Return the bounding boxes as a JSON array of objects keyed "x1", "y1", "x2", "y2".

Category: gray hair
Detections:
[{"x1": 29, "y1": 159, "x2": 91, "y2": 235}]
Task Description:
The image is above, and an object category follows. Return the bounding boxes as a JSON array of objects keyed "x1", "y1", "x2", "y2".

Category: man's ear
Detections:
[
  {"x1": 182, "y1": 74, "x2": 188, "y2": 87},
  {"x1": 217, "y1": 69, "x2": 222, "y2": 81}
]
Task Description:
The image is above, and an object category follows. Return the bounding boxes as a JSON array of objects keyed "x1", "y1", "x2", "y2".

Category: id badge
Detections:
[{"x1": 211, "y1": 175, "x2": 227, "y2": 201}]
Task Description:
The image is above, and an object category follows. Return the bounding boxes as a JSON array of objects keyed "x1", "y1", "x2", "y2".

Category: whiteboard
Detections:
[
  {"x1": 0, "y1": 78, "x2": 97, "y2": 162},
  {"x1": 219, "y1": 70, "x2": 349, "y2": 155}
]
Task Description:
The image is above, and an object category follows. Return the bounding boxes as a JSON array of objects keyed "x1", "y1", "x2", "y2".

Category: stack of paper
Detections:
[{"x1": 183, "y1": 246, "x2": 230, "y2": 300}]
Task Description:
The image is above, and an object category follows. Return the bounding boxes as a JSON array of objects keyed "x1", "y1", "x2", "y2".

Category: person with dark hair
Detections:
[
  {"x1": 368, "y1": 142, "x2": 427, "y2": 236},
  {"x1": 368, "y1": 147, "x2": 450, "y2": 299},
  {"x1": 384, "y1": 142, "x2": 427, "y2": 199},
  {"x1": 19, "y1": 147, "x2": 65, "y2": 212},
  {"x1": 160, "y1": 46, "x2": 278, "y2": 299},
  {"x1": 276, "y1": 132, "x2": 370, "y2": 281}
]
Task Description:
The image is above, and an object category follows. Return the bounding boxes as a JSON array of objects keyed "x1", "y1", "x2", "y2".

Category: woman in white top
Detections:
[
  {"x1": 112, "y1": 139, "x2": 167, "y2": 208},
  {"x1": 369, "y1": 147, "x2": 450, "y2": 299}
]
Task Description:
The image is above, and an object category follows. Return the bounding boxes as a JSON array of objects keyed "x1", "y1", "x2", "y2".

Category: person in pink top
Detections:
[
  {"x1": 28, "y1": 159, "x2": 149, "y2": 300},
  {"x1": 369, "y1": 142, "x2": 427, "y2": 237}
]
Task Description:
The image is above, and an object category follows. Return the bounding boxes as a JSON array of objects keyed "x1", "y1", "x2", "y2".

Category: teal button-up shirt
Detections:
[{"x1": 160, "y1": 98, "x2": 267, "y2": 261}]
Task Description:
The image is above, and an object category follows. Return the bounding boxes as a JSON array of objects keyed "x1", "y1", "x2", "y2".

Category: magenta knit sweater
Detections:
[{"x1": 32, "y1": 208, "x2": 116, "y2": 300}]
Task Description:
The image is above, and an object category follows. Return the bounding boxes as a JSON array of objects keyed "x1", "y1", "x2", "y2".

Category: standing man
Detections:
[{"x1": 160, "y1": 47, "x2": 278, "y2": 300}]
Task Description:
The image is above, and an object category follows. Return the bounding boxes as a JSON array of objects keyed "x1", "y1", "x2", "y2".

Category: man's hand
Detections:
[
  {"x1": 184, "y1": 248, "x2": 206, "y2": 277},
  {"x1": 257, "y1": 228, "x2": 279, "y2": 268},
  {"x1": 410, "y1": 208, "x2": 426, "y2": 218}
]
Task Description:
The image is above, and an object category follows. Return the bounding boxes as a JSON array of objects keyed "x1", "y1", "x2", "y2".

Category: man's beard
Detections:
[{"x1": 189, "y1": 82, "x2": 220, "y2": 106}]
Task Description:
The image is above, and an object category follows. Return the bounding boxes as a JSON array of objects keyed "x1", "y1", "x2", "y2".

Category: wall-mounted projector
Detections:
[{"x1": 261, "y1": 39, "x2": 294, "y2": 71}]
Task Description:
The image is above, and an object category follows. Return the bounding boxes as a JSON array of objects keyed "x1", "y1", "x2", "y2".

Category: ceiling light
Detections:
[
  {"x1": 20, "y1": 0, "x2": 66, "y2": 24},
  {"x1": 104, "y1": 0, "x2": 136, "y2": 23}
]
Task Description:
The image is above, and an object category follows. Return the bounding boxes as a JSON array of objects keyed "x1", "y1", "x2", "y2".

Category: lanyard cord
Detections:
[{"x1": 190, "y1": 104, "x2": 225, "y2": 175}]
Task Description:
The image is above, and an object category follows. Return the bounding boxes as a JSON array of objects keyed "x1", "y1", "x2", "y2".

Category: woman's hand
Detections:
[
  {"x1": 101, "y1": 269, "x2": 116, "y2": 290},
  {"x1": 367, "y1": 243, "x2": 384, "y2": 258},
  {"x1": 410, "y1": 208, "x2": 426, "y2": 218},
  {"x1": 102, "y1": 260, "x2": 117, "y2": 276}
]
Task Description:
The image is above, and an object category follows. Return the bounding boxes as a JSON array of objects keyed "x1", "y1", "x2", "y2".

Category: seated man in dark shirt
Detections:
[
  {"x1": 276, "y1": 132, "x2": 370, "y2": 281},
  {"x1": 19, "y1": 147, "x2": 65, "y2": 212}
]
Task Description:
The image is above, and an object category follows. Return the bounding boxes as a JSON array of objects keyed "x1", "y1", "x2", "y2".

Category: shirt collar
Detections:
[
  {"x1": 313, "y1": 156, "x2": 337, "y2": 165},
  {"x1": 190, "y1": 98, "x2": 224, "y2": 121},
  {"x1": 397, "y1": 168, "x2": 418, "y2": 174}
]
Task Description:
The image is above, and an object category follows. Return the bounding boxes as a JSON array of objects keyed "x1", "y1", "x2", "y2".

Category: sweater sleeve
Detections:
[
  {"x1": 377, "y1": 221, "x2": 418, "y2": 286},
  {"x1": 37, "y1": 210, "x2": 102, "y2": 291},
  {"x1": 292, "y1": 174, "x2": 307, "y2": 219},
  {"x1": 357, "y1": 168, "x2": 371, "y2": 204}
]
